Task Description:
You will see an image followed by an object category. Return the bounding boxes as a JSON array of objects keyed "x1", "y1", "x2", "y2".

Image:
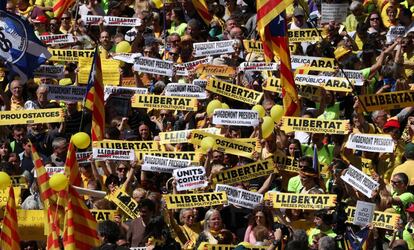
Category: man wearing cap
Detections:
[
  {"x1": 381, "y1": 119, "x2": 406, "y2": 181},
  {"x1": 390, "y1": 172, "x2": 414, "y2": 215},
  {"x1": 391, "y1": 143, "x2": 414, "y2": 187},
  {"x1": 402, "y1": 204, "x2": 414, "y2": 249}
]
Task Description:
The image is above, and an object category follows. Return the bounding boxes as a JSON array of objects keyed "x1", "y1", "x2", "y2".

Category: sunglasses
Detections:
[
  {"x1": 117, "y1": 168, "x2": 128, "y2": 172},
  {"x1": 370, "y1": 17, "x2": 379, "y2": 21},
  {"x1": 61, "y1": 17, "x2": 70, "y2": 20}
]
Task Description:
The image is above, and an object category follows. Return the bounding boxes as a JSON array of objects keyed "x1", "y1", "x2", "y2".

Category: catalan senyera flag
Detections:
[
  {"x1": 64, "y1": 141, "x2": 81, "y2": 187},
  {"x1": 257, "y1": 0, "x2": 300, "y2": 117},
  {"x1": 84, "y1": 47, "x2": 105, "y2": 141},
  {"x1": 63, "y1": 186, "x2": 100, "y2": 249},
  {"x1": 192, "y1": 0, "x2": 213, "y2": 25},
  {"x1": 53, "y1": 0, "x2": 75, "y2": 19},
  {"x1": 0, "y1": 187, "x2": 20, "y2": 250}
]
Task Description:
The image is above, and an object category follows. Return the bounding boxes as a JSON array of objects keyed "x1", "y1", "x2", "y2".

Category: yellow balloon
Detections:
[
  {"x1": 200, "y1": 136, "x2": 215, "y2": 152},
  {"x1": 221, "y1": 103, "x2": 230, "y2": 109},
  {"x1": 72, "y1": 132, "x2": 91, "y2": 149},
  {"x1": 115, "y1": 41, "x2": 131, "y2": 53},
  {"x1": 261, "y1": 116, "x2": 274, "y2": 139},
  {"x1": 270, "y1": 105, "x2": 284, "y2": 123},
  {"x1": 206, "y1": 100, "x2": 222, "y2": 116},
  {"x1": 0, "y1": 172, "x2": 11, "y2": 189},
  {"x1": 252, "y1": 105, "x2": 266, "y2": 118},
  {"x1": 49, "y1": 173, "x2": 68, "y2": 192}
]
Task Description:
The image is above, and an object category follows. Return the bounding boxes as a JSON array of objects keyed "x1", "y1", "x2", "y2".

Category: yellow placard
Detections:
[
  {"x1": 0, "y1": 108, "x2": 64, "y2": 126},
  {"x1": 265, "y1": 192, "x2": 337, "y2": 210},
  {"x1": 205, "y1": 244, "x2": 269, "y2": 250},
  {"x1": 295, "y1": 66, "x2": 336, "y2": 75},
  {"x1": 131, "y1": 94, "x2": 198, "y2": 111},
  {"x1": 346, "y1": 206, "x2": 399, "y2": 230},
  {"x1": 295, "y1": 74, "x2": 353, "y2": 92},
  {"x1": 159, "y1": 127, "x2": 220, "y2": 145},
  {"x1": 11, "y1": 175, "x2": 28, "y2": 189},
  {"x1": 281, "y1": 116, "x2": 349, "y2": 134},
  {"x1": 106, "y1": 188, "x2": 139, "y2": 219},
  {"x1": 164, "y1": 192, "x2": 228, "y2": 209},
  {"x1": 48, "y1": 49, "x2": 95, "y2": 61},
  {"x1": 243, "y1": 40, "x2": 263, "y2": 54},
  {"x1": 78, "y1": 57, "x2": 120, "y2": 85},
  {"x1": 264, "y1": 77, "x2": 322, "y2": 102},
  {"x1": 359, "y1": 90, "x2": 414, "y2": 112},
  {"x1": 288, "y1": 28, "x2": 326, "y2": 43},
  {"x1": 273, "y1": 154, "x2": 300, "y2": 173},
  {"x1": 190, "y1": 130, "x2": 255, "y2": 159},
  {"x1": 0, "y1": 187, "x2": 21, "y2": 207},
  {"x1": 121, "y1": 77, "x2": 136, "y2": 86},
  {"x1": 135, "y1": 151, "x2": 201, "y2": 163},
  {"x1": 212, "y1": 159, "x2": 275, "y2": 185},
  {"x1": 207, "y1": 78, "x2": 263, "y2": 105},
  {"x1": 90, "y1": 209, "x2": 116, "y2": 222},
  {"x1": 93, "y1": 140, "x2": 159, "y2": 151},
  {"x1": 16, "y1": 210, "x2": 46, "y2": 241},
  {"x1": 196, "y1": 64, "x2": 236, "y2": 77}
]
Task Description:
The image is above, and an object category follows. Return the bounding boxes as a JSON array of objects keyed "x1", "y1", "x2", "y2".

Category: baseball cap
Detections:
[
  {"x1": 383, "y1": 119, "x2": 400, "y2": 131},
  {"x1": 293, "y1": 7, "x2": 305, "y2": 17},
  {"x1": 406, "y1": 203, "x2": 414, "y2": 213},
  {"x1": 32, "y1": 15, "x2": 48, "y2": 24}
]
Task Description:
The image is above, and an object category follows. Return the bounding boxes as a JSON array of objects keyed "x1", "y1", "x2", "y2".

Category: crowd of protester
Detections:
[{"x1": 1, "y1": 0, "x2": 414, "y2": 249}]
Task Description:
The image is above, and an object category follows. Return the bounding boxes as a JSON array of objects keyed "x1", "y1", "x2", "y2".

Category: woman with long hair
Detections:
[
  {"x1": 244, "y1": 205, "x2": 274, "y2": 244},
  {"x1": 194, "y1": 209, "x2": 224, "y2": 248}
]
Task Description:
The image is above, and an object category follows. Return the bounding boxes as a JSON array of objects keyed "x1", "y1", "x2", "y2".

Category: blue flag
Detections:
[
  {"x1": 0, "y1": 10, "x2": 51, "y2": 83},
  {"x1": 313, "y1": 144, "x2": 319, "y2": 174}
]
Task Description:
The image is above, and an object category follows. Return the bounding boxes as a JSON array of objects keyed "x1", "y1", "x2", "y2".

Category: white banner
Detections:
[
  {"x1": 346, "y1": 133, "x2": 394, "y2": 153},
  {"x1": 387, "y1": 26, "x2": 405, "y2": 44},
  {"x1": 238, "y1": 62, "x2": 278, "y2": 72},
  {"x1": 39, "y1": 34, "x2": 75, "y2": 45},
  {"x1": 173, "y1": 166, "x2": 208, "y2": 191},
  {"x1": 321, "y1": 3, "x2": 348, "y2": 23},
  {"x1": 164, "y1": 83, "x2": 206, "y2": 99},
  {"x1": 142, "y1": 155, "x2": 191, "y2": 173},
  {"x1": 291, "y1": 55, "x2": 337, "y2": 69},
  {"x1": 193, "y1": 40, "x2": 236, "y2": 57},
  {"x1": 76, "y1": 151, "x2": 92, "y2": 164},
  {"x1": 133, "y1": 56, "x2": 173, "y2": 76},
  {"x1": 81, "y1": 15, "x2": 141, "y2": 26},
  {"x1": 215, "y1": 184, "x2": 263, "y2": 209},
  {"x1": 341, "y1": 165, "x2": 379, "y2": 198},
  {"x1": 353, "y1": 201, "x2": 375, "y2": 227},
  {"x1": 295, "y1": 74, "x2": 353, "y2": 92},
  {"x1": 213, "y1": 109, "x2": 259, "y2": 127},
  {"x1": 321, "y1": 69, "x2": 364, "y2": 86},
  {"x1": 112, "y1": 53, "x2": 141, "y2": 64},
  {"x1": 34, "y1": 65, "x2": 65, "y2": 79},
  {"x1": 46, "y1": 84, "x2": 87, "y2": 102},
  {"x1": 45, "y1": 166, "x2": 65, "y2": 176},
  {"x1": 92, "y1": 148, "x2": 135, "y2": 161},
  {"x1": 192, "y1": 79, "x2": 207, "y2": 88},
  {"x1": 104, "y1": 86, "x2": 147, "y2": 101},
  {"x1": 175, "y1": 57, "x2": 211, "y2": 76}
]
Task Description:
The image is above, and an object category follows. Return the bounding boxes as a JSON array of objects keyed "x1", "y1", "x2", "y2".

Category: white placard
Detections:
[
  {"x1": 92, "y1": 148, "x2": 135, "y2": 161},
  {"x1": 104, "y1": 86, "x2": 148, "y2": 101},
  {"x1": 213, "y1": 109, "x2": 259, "y2": 127},
  {"x1": 238, "y1": 62, "x2": 279, "y2": 72},
  {"x1": 215, "y1": 184, "x2": 263, "y2": 209},
  {"x1": 112, "y1": 53, "x2": 141, "y2": 64},
  {"x1": 321, "y1": 3, "x2": 348, "y2": 23},
  {"x1": 341, "y1": 165, "x2": 379, "y2": 198},
  {"x1": 133, "y1": 56, "x2": 173, "y2": 76},
  {"x1": 45, "y1": 166, "x2": 65, "y2": 176},
  {"x1": 34, "y1": 65, "x2": 65, "y2": 79},
  {"x1": 175, "y1": 57, "x2": 211, "y2": 76},
  {"x1": 173, "y1": 166, "x2": 208, "y2": 191},
  {"x1": 353, "y1": 200, "x2": 375, "y2": 227},
  {"x1": 164, "y1": 83, "x2": 206, "y2": 99},
  {"x1": 193, "y1": 40, "x2": 236, "y2": 57},
  {"x1": 76, "y1": 151, "x2": 92, "y2": 164},
  {"x1": 46, "y1": 84, "x2": 87, "y2": 102},
  {"x1": 39, "y1": 34, "x2": 75, "y2": 45},
  {"x1": 387, "y1": 26, "x2": 405, "y2": 44},
  {"x1": 346, "y1": 133, "x2": 394, "y2": 153},
  {"x1": 81, "y1": 15, "x2": 141, "y2": 27},
  {"x1": 321, "y1": 70, "x2": 364, "y2": 86},
  {"x1": 192, "y1": 79, "x2": 207, "y2": 88},
  {"x1": 142, "y1": 155, "x2": 191, "y2": 173},
  {"x1": 295, "y1": 74, "x2": 353, "y2": 91},
  {"x1": 291, "y1": 55, "x2": 337, "y2": 69}
]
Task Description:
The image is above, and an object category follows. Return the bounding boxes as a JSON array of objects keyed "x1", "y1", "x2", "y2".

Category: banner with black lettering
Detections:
[
  {"x1": 46, "y1": 84, "x2": 87, "y2": 102},
  {"x1": 175, "y1": 57, "x2": 212, "y2": 76},
  {"x1": 359, "y1": 90, "x2": 414, "y2": 112},
  {"x1": 93, "y1": 140, "x2": 159, "y2": 151},
  {"x1": 288, "y1": 29, "x2": 325, "y2": 42},
  {"x1": 321, "y1": 3, "x2": 348, "y2": 23},
  {"x1": 193, "y1": 79, "x2": 207, "y2": 88},
  {"x1": 133, "y1": 56, "x2": 174, "y2": 76},
  {"x1": 205, "y1": 244, "x2": 269, "y2": 250},
  {"x1": 104, "y1": 86, "x2": 147, "y2": 101},
  {"x1": 159, "y1": 128, "x2": 220, "y2": 145},
  {"x1": 193, "y1": 40, "x2": 236, "y2": 57},
  {"x1": 76, "y1": 151, "x2": 92, "y2": 164},
  {"x1": 11, "y1": 175, "x2": 28, "y2": 189},
  {"x1": 346, "y1": 206, "x2": 400, "y2": 230},
  {"x1": 93, "y1": 148, "x2": 135, "y2": 161},
  {"x1": 264, "y1": 77, "x2": 322, "y2": 102},
  {"x1": 238, "y1": 62, "x2": 278, "y2": 72},
  {"x1": 341, "y1": 165, "x2": 379, "y2": 198},
  {"x1": 131, "y1": 94, "x2": 198, "y2": 111},
  {"x1": 81, "y1": 15, "x2": 142, "y2": 26},
  {"x1": 291, "y1": 55, "x2": 337, "y2": 69},
  {"x1": 321, "y1": 69, "x2": 364, "y2": 86},
  {"x1": 346, "y1": 133, "x2": 394, "y2": 153},
  {"x1": 106, "y1": 188, "x2": 139, "y2": 219},
  {"x1": 34, "y1": 65, "x2": 65, "y2": 79},
  {"x1": 196, "y1": 64, "x2": 236, "y2": 77},
  {"x1": 173, "y1": 166, "x2": 208, "y2": 191},
  {"x1": 164, "y1": 192, "x2": 228, "y2": 209},
  {"x1": 90, "y1": 209, "x2": 116, "y2": 222},
  {"x1": 142, "y1": 155, "x2": 191, "y2": 173},
  {"x1": 212, "y1": 159, "x2": 275, "y2": 185},
  {"x1": 295, "y1": 74, "x2": 353, "y2": 92},
  {"x1": 213, "y1": 109, "x2": 259, "y2": 127},
  {"x1": 135, "y1": 151, "x2": 201, "y2": 163},
  {"x1": 281, "y1": 116, "x2": 349, "y2": 134},
  {"x1": 273, "y1": 154, "x2": 300, "y2": 173},
  {"x1": 190, "y1": 130, "x2": 255, "y2": 159},
  {"x1": 164, "y1": 83, "x2": 207, "y2": 99},
  {"x1": 215, "y1": 184, "x2": 263, "y2": 209},
  {"x1": 48, "y1": 49, "x2": 95, "y2": 61},
  {"x1": 243, "y1": 40, "x2": 263, "y2": 54},
  {"x1": 207, "y1": 78, "x2": 263, "y2": 105},
  {"x1": 266, "y1": 192, "x2": 337, "y2": 210},
  {"x1": 45, "y1": 166, "x2": 65, "y2": 176},
  {"x1": 0, "y1": 108, "x2": 64, "y2": 125},
  {"x1": 39, "y1": 34, "x2": 75, "y2": 45}
]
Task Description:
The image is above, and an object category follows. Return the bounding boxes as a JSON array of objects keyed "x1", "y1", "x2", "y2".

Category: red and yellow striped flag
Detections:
[
  {"x1": 64, "y1": 141, "x2": 81, "y2": 187},
  {"x1": 192, "y1": 0, "x2": 213, "y2": 25},
  {"x1": 0, "y1": 187, "x2": 20, "y2": 250},
  {"x1": 53, "y1": 0, "x2": 75, "y2": 19},
  {"x1": 257, "y1": 0, "x2": 300, "y2": 117},
  {"x1": 84, "y1": 47, "x2": 105, "y2": 141}
]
